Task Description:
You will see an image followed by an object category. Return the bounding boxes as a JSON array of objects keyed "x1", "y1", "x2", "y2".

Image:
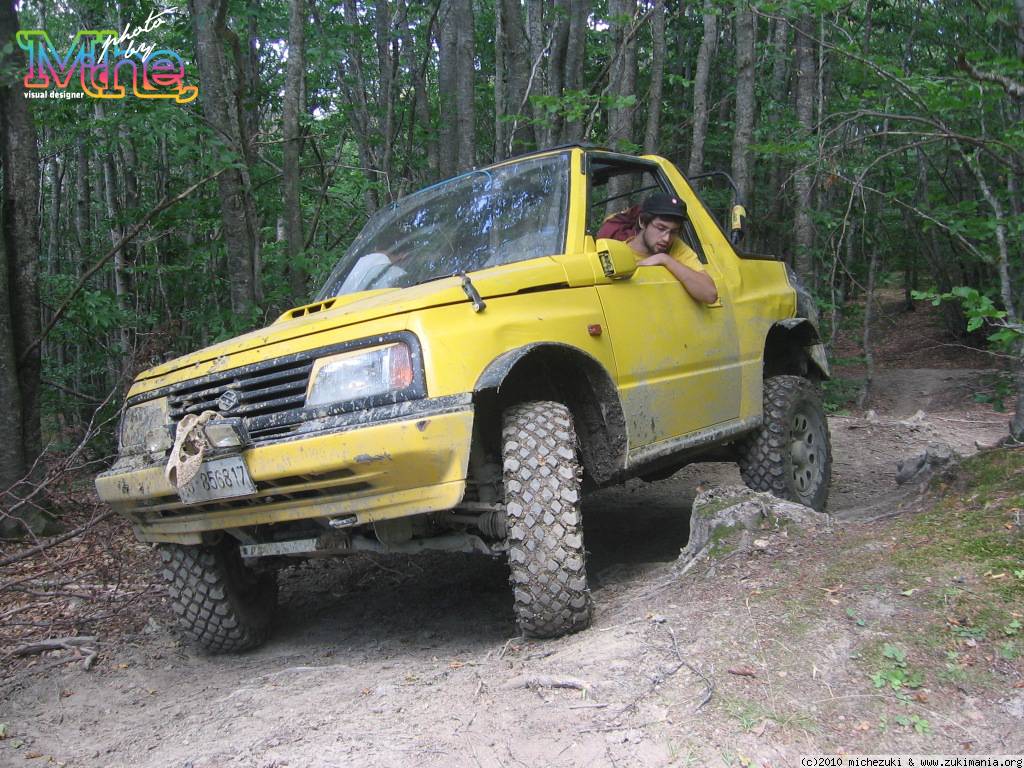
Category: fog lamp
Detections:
[
  {"x1": 203, "y1": 418, "x2": 249, "y2": 449},
  {"x1": 145, "y1": 427, "x2": 174, "y2": 453}
]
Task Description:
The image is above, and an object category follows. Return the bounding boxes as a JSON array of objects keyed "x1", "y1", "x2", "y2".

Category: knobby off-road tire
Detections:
[
  {"x1": 158, "y1": 540, "x2": 277, "y2": 653},
  {"x1": 502, "y1": 401, "x2": 593, "y2": 638},
  {"x1": 737, "y1": 375, "x2": 832, "y2": 511}
]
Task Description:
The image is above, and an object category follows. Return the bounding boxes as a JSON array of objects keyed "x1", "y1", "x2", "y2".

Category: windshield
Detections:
[{"x1": 316, "y1": 153, "x2": 570, "y2": 299}]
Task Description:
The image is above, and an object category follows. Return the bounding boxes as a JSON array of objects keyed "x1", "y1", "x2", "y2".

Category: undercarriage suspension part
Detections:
[
  {"x1": 475, "y1": 509, "x2": 507, "y2": 539},
  {"x1": 446, "y1": 505, "x2": 507, "y2": 539}
]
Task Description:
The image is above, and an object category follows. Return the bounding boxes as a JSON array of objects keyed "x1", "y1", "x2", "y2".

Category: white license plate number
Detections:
[{"x1": 178, "y1": 456, "x2": 257, "y2": 504}]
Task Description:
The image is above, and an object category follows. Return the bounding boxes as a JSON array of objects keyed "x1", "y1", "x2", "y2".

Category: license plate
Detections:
[{"x1": 178, "y1": 455, "x2": 257, "y2": 504}]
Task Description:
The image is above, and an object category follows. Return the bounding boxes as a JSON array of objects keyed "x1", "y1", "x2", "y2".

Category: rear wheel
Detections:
[
  {"x1": 159, "y1": 539, "x2": 277, "y2": 653},
  {"x1": 502, "y1": 401, "x2": 593, "y2": 638},
  {"x1": 737, "y1": 375, "x2": 832, "y2": 511}
]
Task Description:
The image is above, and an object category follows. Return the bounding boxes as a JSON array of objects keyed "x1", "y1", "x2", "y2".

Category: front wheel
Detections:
[
  {"x1": 737, "y1": 375, "x2": 832, "y2": 511},
  {"x1": 158, "y1": 539, "x2": 277, "y2": 653},
  {"x1": 502, "y1": 401, "x2": 593, "y2": 638}
]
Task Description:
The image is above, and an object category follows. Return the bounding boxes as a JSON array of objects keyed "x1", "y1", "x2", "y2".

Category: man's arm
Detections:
[{"x1": 637, "y1": 252, "x2": 719, "y2": 305}]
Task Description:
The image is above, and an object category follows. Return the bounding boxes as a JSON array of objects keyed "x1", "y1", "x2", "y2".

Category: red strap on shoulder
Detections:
[{"x1": 596, "y1": 204, "x2": 641, "y2": 241}]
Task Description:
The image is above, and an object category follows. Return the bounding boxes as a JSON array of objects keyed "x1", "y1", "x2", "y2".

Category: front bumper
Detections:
[{"x1": 96, "y1": 395, "x2": 474, "y2": 544}]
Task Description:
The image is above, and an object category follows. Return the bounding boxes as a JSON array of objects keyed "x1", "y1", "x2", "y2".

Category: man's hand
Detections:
[
  {"x1": 636, "y1": 252, "x2": 672, "y2": 268},
  {"x1": 637, "y1": 253, "x2": 719, "y2": 305}
]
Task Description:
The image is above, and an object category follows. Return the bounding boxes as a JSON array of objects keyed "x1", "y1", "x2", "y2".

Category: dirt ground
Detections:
[{"x1": 1, "y1": 296, "x2": 1021, "y2": 767}]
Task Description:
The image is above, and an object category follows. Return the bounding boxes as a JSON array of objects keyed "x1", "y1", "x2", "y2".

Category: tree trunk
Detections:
[
  {"x1": 495, "y1": 0, "x2": 507, "y2": 161},
  {"x1": 376, "y1": 1, "x2": 405, "y2": 198},
  {"x1": 337, "y1": 0, "x2": 382, "y2": 210},
  {"x1": 95, "y1": 103, "x2": 131, "y2": 358},
  {"x1": 0, "y1": 0, "x2": 47, "y2": 534},
  {"x1": 525, "y1": 0, "x2": 546, "y2": 144},
  {"x1": 560, "y1": 0, "x2": 589, "y2": 143},
  {"x1": 438, "y1": 0, "x2": 475, "y2": 173},
  {"x1": 454, "y1": 0, "x2": 475, "y2": 171},
  {"x1": 500, "y1": 0, "x2": 535, "y2": 153},
  {"x1": 438, "y1": 0, "x2": 458, "y2": 177},
  {"x1": 688, "y1": 1, "x2": 717, "y2": 176},
  {"x1": 74, "y1": 138, "x2": 91, "y2": 255},
  {"x1": 607, "y1": 0, "x2": 638, "y2": 152},
  {"x1": 643, "y1": 0, "x2": 666, "y2": 153},
  {"x1": 0, "y1": 224, "x2": 27, "y2": 532},
  {"x1": 766, "y1": 16, "x2": 790, "y2": 256},
  {"x1": 731, "y1": 0, "x2": 756, "y2": 203},
  {"x1": 857, "y1": 244, "x2": 879, "y2": 409},
  {"x1": 189, "y1": 0, "x2": 259, "y2": 317},
  {"x1": 409, "y1": 5, "x2": 439, "y2": 181},
  {"x1": 283, "y1": 0, "x2": 306, "y2": 303},
  {"x1": 44, "y1": 146, "x2": 62, "y2": 351},
  {"x1": 546, "y1": 0, "x2": 571, "y2": 145},
  {"x1": 1012, "y1": 345, "x2": 1024, "y2": 443},
  {"x1": 792, "y1": 13, "x2": 817, "y2": 284}
]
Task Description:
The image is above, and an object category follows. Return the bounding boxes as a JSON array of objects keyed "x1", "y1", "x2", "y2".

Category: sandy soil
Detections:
[{"x1": 0, "y1": 364, "x2": 1016, "y2": 768}]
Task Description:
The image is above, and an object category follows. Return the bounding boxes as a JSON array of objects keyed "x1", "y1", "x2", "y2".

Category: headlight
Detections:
[
  {"x1": 119, "y1": 397, "x2": 170, "y2": 452},
  {"x1": 306, "y1": 343, "x2": 414, "y2": 407}
]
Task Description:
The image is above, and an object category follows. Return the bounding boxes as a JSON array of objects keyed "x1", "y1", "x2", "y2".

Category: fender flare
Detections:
[
  {"x1": 473, "y1": 342, "x2": 609, "y2": 392},
  {"x1": 768, "y1": 318, "x2": 830, "y2": 379},
  {"x1": 473, "y1": 342, "x2": 627, "y2": 485}
]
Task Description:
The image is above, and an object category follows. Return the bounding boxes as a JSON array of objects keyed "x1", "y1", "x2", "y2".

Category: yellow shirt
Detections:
[
  {"x1": 634, "y1": 238, "x2": 721, "y2": 306},
  {"x1": 669, "y1": 239, "x2": 705, "y2": 272},
  {"x1": 632, "y1": 238, "x2": 704, "y2": 271}
]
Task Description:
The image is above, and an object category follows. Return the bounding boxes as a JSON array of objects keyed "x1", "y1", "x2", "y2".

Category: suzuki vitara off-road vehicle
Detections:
[{"x1": 97, "y1": 146, "x2": 831, "y2": 652}]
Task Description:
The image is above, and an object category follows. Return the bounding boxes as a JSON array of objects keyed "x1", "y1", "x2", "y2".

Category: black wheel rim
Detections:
[{"x1": 790, "y1": 405, "x2": 826, "y2": 501}]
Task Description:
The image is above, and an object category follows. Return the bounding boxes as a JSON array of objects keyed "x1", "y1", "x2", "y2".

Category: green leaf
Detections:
[{"x1": 882, "y1": 644, "x2": 906, "y2": 665}]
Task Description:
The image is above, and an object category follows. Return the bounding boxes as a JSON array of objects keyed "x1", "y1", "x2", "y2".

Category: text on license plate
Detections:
[{"x1": 178, "y1": 455, "x2": 257, "y2": 504}]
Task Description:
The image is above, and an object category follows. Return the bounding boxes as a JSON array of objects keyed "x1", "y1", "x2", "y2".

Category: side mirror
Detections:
[
  {"x1": 593, "y1": 238, "x2": 638, "y2": 280},
  {"x1": 730, "y1": 204, "x2": 747, "y2": 246}
]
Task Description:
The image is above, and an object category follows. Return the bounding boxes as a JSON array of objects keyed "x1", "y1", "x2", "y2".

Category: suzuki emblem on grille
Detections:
[{"x1": 218, "y1": 389, "x2": 241, "y2": 413}]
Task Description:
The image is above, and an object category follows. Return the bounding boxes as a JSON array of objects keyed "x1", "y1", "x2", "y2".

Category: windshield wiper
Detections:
[{"x1": 457, "y1": 271, "x2": 486, "y2": 313}]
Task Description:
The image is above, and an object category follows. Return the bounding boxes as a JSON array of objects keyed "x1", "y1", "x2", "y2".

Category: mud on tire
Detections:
[
  {"x1": 502, "y1": 401, "x2": 593, "y2": 638},
  {"x1": 737, "y1": 375, "x2": 832, "y2": 511},
  {"x1": 158, "y1": 540, "x2": 277, "y2": 653}
]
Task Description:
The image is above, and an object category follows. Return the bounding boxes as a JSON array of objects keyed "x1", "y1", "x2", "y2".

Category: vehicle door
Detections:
[{"x1": 587, "y1": 154, "x2": 741, "y2": 451}]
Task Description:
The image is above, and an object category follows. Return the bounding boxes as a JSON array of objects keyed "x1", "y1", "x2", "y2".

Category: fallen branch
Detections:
[
  {"x1": 669, "y1": 624, "x2": 714, "y2": 711},
  {"x1": 0, "y1": 510, "x2": 116, "y2": 569},
  {"x1": 9, "y1": 635, "x2": 97, "y2": 657},
  {"x1": 1, "y1": 386, "x2": 119, "y2": 525},
  {"x1": 0, "y1": 556, "x2": 89, "y2": 592},
  {"x1": 610, "y1": 624, "x2": 713, "y2": 721},
  {"x1": 500, "y1": 674, "x2": 590, "y2": 692}
]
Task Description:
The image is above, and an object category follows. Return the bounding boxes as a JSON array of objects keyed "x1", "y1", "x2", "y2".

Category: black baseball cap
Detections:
[{"x1": 641, "y1": 193, "x2": 686, "y2": 221}]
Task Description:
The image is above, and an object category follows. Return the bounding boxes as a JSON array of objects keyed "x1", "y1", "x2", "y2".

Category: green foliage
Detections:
[
  {"x1": 893, "y1": 713, "x2": 931, "y2": 735},
  {"x1": 951, "y1": 624, "x2": 987, "y2": 641},
  {"x1": 823, "y1": 377, "x2": 861, "y2": 414},
  {"x1": 869, "y1": 643, "x2": 924, "y2": 692},
  {"x1": 998, "y1": 641, "x2": 1020, "y2": 660},
  {"x1": 912, "y1": 287, "x2": 1022, "y2": 350},
  {"x1": 970, "y1": 372, "x2": 1015, "y2": 413}
]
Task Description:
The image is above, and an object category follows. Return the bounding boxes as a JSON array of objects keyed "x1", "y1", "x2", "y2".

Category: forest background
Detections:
[{"x1": 0, "y1": 0, "x2": 1022, "y2": 536}]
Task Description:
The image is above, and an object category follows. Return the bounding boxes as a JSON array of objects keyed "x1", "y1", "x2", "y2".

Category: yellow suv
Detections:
[{"x1": 97, "y1": 147, "x2": 831, "y2": 652}]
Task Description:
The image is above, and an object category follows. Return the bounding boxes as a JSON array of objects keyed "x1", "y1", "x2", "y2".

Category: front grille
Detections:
[
  {"x1": 138, "y1": 331, "x2": 426, "y2": 445},
  {"x1": 167, "y1": 357, "x2": 314, "y2": 437}
]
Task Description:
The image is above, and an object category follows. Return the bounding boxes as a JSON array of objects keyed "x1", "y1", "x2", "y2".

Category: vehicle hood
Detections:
[{"x1": 131, "y1": 257, "x2": 577, "y2": 394}]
